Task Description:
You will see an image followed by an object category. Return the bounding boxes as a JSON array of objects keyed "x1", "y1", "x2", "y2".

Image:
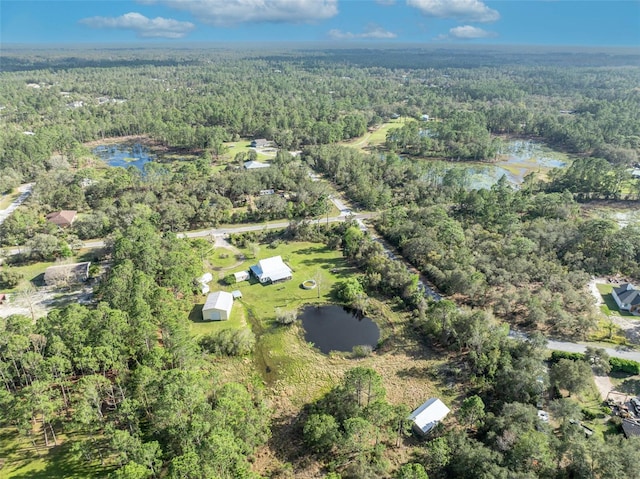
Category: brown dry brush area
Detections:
[{"x1": 245, "y1": 318, "x2": 455, "y2": 478}]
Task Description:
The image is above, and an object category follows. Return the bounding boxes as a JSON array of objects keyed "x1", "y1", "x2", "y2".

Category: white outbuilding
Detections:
[
  {"x1": 202, "y1": 291, "x2": 234, "y2": 321},
  {"x1": 198, "y1": 272, "x2": 213, "y2": 284},
  {"x1": 408, "y1": 398, "x2": 450, "y2": 436},
  {"x1": 234, "y1": 271, "x2": 250, "y2": 283}
]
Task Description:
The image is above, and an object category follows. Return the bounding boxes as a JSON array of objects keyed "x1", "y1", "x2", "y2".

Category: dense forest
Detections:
[{"x1": 1, "y1": 46, "x2": 640, "y2": 478}]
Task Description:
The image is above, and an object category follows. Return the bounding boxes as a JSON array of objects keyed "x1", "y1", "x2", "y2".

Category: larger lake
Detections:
[
  {"x1": 93, "y1": 144, "x2": 154, "y2": 171},
  {"x1": 300, "y1": 305, "x2": 380, "y2": 354}
]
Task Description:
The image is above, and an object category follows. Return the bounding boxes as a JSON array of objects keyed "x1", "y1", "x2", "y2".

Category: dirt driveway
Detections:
[{"x1": 0, "y1": 287, "x2": 92, "y2": 320}]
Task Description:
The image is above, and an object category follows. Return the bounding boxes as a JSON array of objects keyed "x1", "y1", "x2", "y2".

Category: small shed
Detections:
[
  {"x1": 234, "y1": 271, "x2": 250, "y2": 283},
  {"x1": 232, "y1": 290, "x2": 243, "y2": 299},
  {"x1": 408, "y1": 398, "x2": 450, "y2": 436},
  {"x1": 202, "y1": 291, "x2": 234, "y2": 321},
  {"x1": 198, "y1": 272, "x2": 213, "y2": 284},
  {"x1": 251, "y1": 138, "x2": 269, "y2": 148}
]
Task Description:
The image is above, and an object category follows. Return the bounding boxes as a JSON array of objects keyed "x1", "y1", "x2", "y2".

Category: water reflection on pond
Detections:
[
  {"x1": 93, "y1": 144, "x2": 154, "y2": 171},
  {"x1": 300, "y1": 304, "x2": 380, "y2": 354},
  {"x1": 467, "y1": 140, "x2": 567, "y2": 189}
]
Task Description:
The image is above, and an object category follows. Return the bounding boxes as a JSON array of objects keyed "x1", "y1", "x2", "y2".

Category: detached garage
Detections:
[{"x1": 202, "y1": 291, "x2": 234, "y2": 321}]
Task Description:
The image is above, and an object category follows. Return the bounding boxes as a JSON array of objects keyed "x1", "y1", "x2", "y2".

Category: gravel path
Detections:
[{"x1": 0, "y1": 183, "x2": 33, "y2": 226}]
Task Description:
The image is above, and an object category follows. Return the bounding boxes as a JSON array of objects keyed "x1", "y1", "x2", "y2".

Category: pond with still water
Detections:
[
  {"x1": 467, "y1": 140, "x2": 568, "y2": 189},
  {"x1": 300, "y1": 305, "x2": 380, "y2": 354},
  {"x1": 93, "y1": 143, "x2": 154, "y2": 171}
]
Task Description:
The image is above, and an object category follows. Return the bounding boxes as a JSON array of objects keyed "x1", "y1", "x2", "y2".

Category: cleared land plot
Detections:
[
  {"x1": 223, "y1": 141, "x2": 272, "y2": 162},
  {"x1": 339, "y1": 117, "x2": 407, "y2": 152}
]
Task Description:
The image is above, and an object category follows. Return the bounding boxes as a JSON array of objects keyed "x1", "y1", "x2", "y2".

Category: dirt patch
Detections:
[
  {"x1": 0, "y1": 286, "x2": 92, "y2": 321},
  {"x1": 594, "y1": 375, "x2": 614, "y2": 400}
]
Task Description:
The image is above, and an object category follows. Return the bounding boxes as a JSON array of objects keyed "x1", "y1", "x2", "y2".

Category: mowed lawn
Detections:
[
  {"x1": 596, "y1": 283, "x2": 634, "y2": 317},
  {"x1": 0, "y1": 260, "x2": 58, "y2": 293},
  {"x1": 222, "y1": 141, "x2": 272, "y2": 162},
  {"x1": 339, "y1": 117, "x2": 409, "y2": 152},
  {"x1": 190, "y1": 241, "x2": 353, "y2": 331},
  {"x1": 0, "y1": 429, "x2": 110, "y2": 479}
]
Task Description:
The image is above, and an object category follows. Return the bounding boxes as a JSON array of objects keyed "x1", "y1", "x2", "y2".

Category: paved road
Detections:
[
  {"x1": 546, "y1": 339, "x2": 640, "y2": 362},
  {"x1": 509, "y1": 330, "x2": 640, "y2": 361},
  {"x1": 2, "y1": 213, "x2": 376, "y2": 256},
  {"x1": 0, "y1": 183, "x2": 34, "y2": 226}
]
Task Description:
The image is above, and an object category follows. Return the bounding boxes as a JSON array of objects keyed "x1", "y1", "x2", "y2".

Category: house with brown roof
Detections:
[{"x1": 46, "y1": 210, "x2": 77, "y2": 228}]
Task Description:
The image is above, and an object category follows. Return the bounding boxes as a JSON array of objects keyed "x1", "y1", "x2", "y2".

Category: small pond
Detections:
[
  {"x1": 300, "y1": 304, "x2": 380, "y2": 354},
  {"x1": 467, "y1": 140, "x2": 567, "y2": 189},
  {"x1": 93, "y1": 143, "x2": 154, "y2": 171}
]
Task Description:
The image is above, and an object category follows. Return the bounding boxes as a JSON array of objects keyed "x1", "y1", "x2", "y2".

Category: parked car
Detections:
[{"x1": 631, "y1": 397, "x2": 640, "y2": 414}]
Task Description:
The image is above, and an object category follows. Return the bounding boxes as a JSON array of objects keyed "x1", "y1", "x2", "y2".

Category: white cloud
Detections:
[
  {"x1": 80, "y1": 12, "x2": 195, "y2": 38},
  {"x1": 140, "y1": 0, "x2": 338, "y2": 26},
  {"x1": 439, "y1": 25, "x2": 498, "y2": 40},
  {"x1": 407, "y1": 0, "x2": 500, "y2": 23},
  {"x1": 329, "y1": 24, "x2": 397, "y2": 40}
]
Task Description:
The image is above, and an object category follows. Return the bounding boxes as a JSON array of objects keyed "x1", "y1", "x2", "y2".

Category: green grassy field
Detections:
[
  {"x1": 596, "y1": 283, "x2": 634, "y2": 317},
  {"x1": 0, "y1": 260, "x2": 58, "y2": 293},
  {"x1": 339, "y1": 117, "x2": 408, "y2": 152},
  {"x1": 188, "y1": 300, "x2": 249, "y2": 337},
  {"x1": 0, "y1": 188, "x2": 20, "y2": 210},
  {"x1": 0, "y1": 429, "x2": 109, "y2": 479},
  {"x1": 223, "y1": 141, "x2": 273, "y2": 162}
]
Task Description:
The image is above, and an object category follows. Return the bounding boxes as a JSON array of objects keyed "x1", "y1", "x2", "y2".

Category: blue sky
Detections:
[{"x1": 1, "y1": 1, "x2": 639, "y2": 46}]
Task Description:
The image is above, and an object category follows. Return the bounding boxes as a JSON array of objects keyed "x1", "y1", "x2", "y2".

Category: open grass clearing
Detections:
[
  {"x1": 339, "y1": 117, "x2": 408, "y2": 152},
  {"x1": 223, "y1": 141, "x2": 272, "y2": 162},
  {"x1": 188, "y1": 300, "x2": 249, "y2": 337},
  {"x1": 0, "y1": 428, "x2": 109, "y2": 479},
  {"x1": 0, "y1": 260, "x2": 58, "y2": 293}
]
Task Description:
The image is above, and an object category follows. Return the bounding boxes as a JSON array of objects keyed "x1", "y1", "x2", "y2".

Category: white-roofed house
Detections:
[
  {"x1": 250, "y1": 256, "x2": 292, "y2": 284},
  {"x1": 244, "y1": 160, "x2": 271, "y2": 170},
  {"x1": 202, "y1": 291, "x2": 234, "y2": 321},
  {"x1": 408, "y1": 398, "x2": 450, "y2": 436}
]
